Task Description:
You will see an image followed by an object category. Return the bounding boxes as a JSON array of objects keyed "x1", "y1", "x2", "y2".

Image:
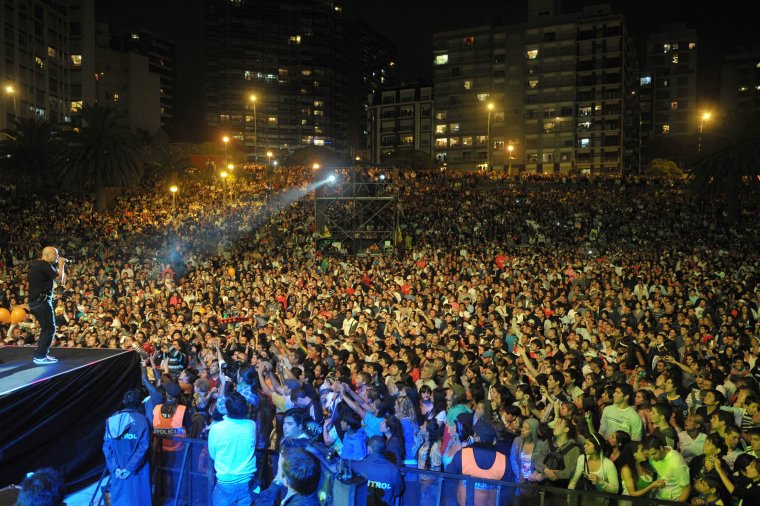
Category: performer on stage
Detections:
[{"x1": 27, "y1": 246, "x2": 65, "y2": 365}]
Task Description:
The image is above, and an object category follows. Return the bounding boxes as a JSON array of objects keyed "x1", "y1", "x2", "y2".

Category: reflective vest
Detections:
[
  {"x1": 153, "y1": 404, "x2": 186, "y2": 452},
  {"x1": 456, "y1": 447, "x2": 507, "y2": 506}
]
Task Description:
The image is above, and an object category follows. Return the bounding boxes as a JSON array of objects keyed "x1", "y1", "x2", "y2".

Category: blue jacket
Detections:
[{"x1": 352, "y1": 453, "x2": 404, "y2": 506}]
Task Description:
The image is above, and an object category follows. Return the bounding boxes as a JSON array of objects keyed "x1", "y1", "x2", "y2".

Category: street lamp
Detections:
[
  {"x1": 312, "y1": 163, "x2": 320, "y2": 170},
  {"x1": 4, "y1": 84, "x2": 17, "y2": 119},
  {"x1": 249, "y1": 95, "x2": 257, "y2": 164},
  {"x1": 222, "y1": 136, "x2": 230, "y2": 167},
  {"x1": 507, "y1": 144, "x2": 514, "y2": 175},
  {"x1": 227, "y1": 163, "x2": 234, "y2": 171},
  {"x1": 486, "y1": 103, "x2": 494, "y2": 170},
  {"x1": 698, "y1": 111, "x2": 712, "y2": 152},
  {"x1": 169, "y1": 185, "x2": 178, "y2": 209}
]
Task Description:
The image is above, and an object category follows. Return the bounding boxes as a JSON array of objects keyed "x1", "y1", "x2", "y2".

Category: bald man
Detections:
[{"x1": 28, "y1": 246, "x2": 66, "y2": 364}]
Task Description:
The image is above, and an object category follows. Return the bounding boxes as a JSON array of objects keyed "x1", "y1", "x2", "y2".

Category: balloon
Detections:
[
  {"x1": 0, "y1": 308, "x2": 10, "y2": 324},
  {"x1": 10, "y1": 307, "x2": 27, "y2": 324},
  {"x1": 228, "y1": 267, "x2": 236, "y2": 277}
]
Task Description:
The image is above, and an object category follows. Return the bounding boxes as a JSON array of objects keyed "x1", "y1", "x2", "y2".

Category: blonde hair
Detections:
[{"x1": 395, "y1": 396, "x2": 417, "y2": 421}]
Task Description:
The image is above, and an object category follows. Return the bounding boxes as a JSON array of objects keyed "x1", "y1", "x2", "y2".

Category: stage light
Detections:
[
  {"x1": 328, "y1": 174, "x2": 337, "y2": 184},
  {"x1": 379, "y1": 174, "x2": 386, "y2": 181}
]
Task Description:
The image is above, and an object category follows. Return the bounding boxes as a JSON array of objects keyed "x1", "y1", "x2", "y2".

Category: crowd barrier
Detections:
[{"x1": 88, "y1": 436, "x2": 686, "y2": 506}]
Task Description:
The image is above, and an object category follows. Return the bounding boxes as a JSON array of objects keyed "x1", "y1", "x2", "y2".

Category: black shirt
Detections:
[{"x1": 28, "y1": 259, "x2": 57, "y2": 303}]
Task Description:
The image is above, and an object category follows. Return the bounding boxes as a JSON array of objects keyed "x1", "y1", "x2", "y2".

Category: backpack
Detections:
[{"x1": 543, "y1": 441, "x2": 579, "y2": 471}]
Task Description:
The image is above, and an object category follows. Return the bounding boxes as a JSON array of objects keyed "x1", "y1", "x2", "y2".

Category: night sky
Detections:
[{"x1": 97, "y1": 0, "x2": 758, "y2": 141}]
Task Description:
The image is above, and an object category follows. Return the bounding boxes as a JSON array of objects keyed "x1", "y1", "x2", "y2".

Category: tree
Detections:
[
  {"x1": 59, "y1": 104, "x2": 143, "y2": 210},
  {"x1": 642, "y1": 158, "x2": 685, "y2": 178},
  {"x1": 146, "y1": 143, "x2": 192, "y2": 185},
  {"x1": 689, "y1": 112, "x2": 760, "y2": 223},
  {"x1": 0, "y1": 118, "x2": 62, "y2": 185},
  {"x1": 381, "y1": 149, "x2": 438, "y2": 170}
]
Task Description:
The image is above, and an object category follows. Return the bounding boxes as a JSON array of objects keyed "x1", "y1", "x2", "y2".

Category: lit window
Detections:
[
  {"x1": 400, "y1": 135, "x2": 414, "y2": 145},
  {"x1": 595, "y1": 105, "x2": 602, "y2": 112},
  {"x1": 689, "y1": 42, "x2": 696, "y2": 49},
  {"x1": 302, "y1": 69, "x2": 312, "y2": 76},
  {"x1": 755, "y1": 85, "x2": 760, "y2": 90},
  {"x1": 662, "y1": 124, "x2": 670, "y2": 134},
  {"x1": 672, "y1": 54, "x2": 679, "y2": 64},
  {"x1": 435, "y1": 138, "x2": 448, "y2": 148},
  {"x1": 70, "y1": 100, "x2": 82, "y2": 112},
  {"x1": 435, "y1": 111, "x2": 447, "y2": 120},
  {"x1": 526, "y1": 49, "x2": 539, "y2": 59},
  {"x1": 477, "y1": 93, "x2": 490, "y2": 102},
  {"x1": 334, "y1": 5, "x2": 342, "y2": 11},
  {"x1": 279, "y1": 68, "x2": 288, "y2": 76},
  {"x1": 314, "y1": 110, "x2": 324, "y2": 116},
  {"x1": 476, "y1": 135, "x2": 486, "y2": 145},
  {"x1": 529, "y1": 80, "x2": 539, "y2": 88},
  {"x1": 131, "y1": 33, "x2": 140, "y2": 40},
  {"x1": 463, "y1": 36, "x2": 475, "y2": 45},
  {"x1": 464, "y1": 80, "x2": 473, "y2": 90},
  {"x1": 580, "y1": 138, "x2": 590, "y2": 147},
  {"x1": 313, "y1": 101, "x2": 323, "y2": 107},
  {"x1": 462, "y1": 136, "x2": 473, "y2": 146},
  {"x1": 313, "y1": 139, "x2": 324, "y2": 146},
  {"x1": 579, "y1": 106, "x2": 592, "y2": 116},
  {"x1": 268, "y1": 116, "x2": 277, "y2": 125},
  {"x1": 640, "y1": 75, "x2": 651, "y2": 86},
  {"x1": 671, "y1": 101, "x2": 678, "y2": 109},
  {"x1": 435, "y1": 54, "x2": 449, "y2": 65},
  {"x1": 244, "y1": 71, "x2": 252, "y2": 80},
  {"x1": 449, "y1": 137, "x2": 459, "y2": 147},
  {"x1": 47, "y1": 46, "x2": 56, "y2": 58},
  {"x1": 35, "y1": 56, "x2": 44, "y2": 69},
  {"x1": 543, "y1": 122, "x2": 555, "y2": 133},
  {"x1": 449, "y1": 123, "x2": 460, "y2": 133},
  {"x1": 289, "y1": 35, "x2": 302, "y2": 45},
  {"x1": 663, "y1": 44, "x2": 671, "y2": 53},
  {"x1": 494, "y1": 112, "x2": 504, "y2": 121},
  {"x1": 739, "y1": 86, "x2": 748, "y2": 92},
  {"x1": 113, "y1": 93, "x2": 119, "y2": 102},
  {"x1": 435, "y1": 124, "x2": 447, "y2": 134},
  {"x1": 71, "y1": 54, "x2": 82, "y2": 66},
  {"x1": 672, "y1": 43, "x2": 679, "y2": 50}
]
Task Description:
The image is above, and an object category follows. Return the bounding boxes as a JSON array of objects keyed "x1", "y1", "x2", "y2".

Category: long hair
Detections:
[{"x1": 384, "y1": 415, "x2": 406, "y2": 461}]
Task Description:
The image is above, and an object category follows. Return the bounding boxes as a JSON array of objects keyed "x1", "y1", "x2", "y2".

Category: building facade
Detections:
[
  {"x1": 367, "y1": 84, "x2": 433, "y2": 164},
  {"x1": 720, "y1": 44, "x2": 760, "y2": 119},
  {"x1": 432, "y1": 4, "x2": 639, "y2": 175},
  {"x1": 640, "y1": 23, "x2": 698, "y2": 149}
]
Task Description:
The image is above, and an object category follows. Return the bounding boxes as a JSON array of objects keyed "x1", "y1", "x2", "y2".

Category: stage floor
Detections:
[{"x1": 0, "y1": 346, "x2": 130, "y2": 397}]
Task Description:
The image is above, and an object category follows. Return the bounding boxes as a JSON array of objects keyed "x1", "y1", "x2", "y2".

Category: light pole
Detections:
[
  {"x1": 249, "y1": 95, "x2": 257, "y2": 164},
  {"x1": 507, "y1": 144, "x2": 514, "y2": 175},
  {"x1": 220, "y1": 170, "x2": 228, "y2": 203},
  {"x1": 4, "y1": 84, "x2": 17, "y2": 119},
  {"x1": 222, "y1": 136, "x2": 230, "y2": 167},
  {"x1": 698, "y1": 111, "x2": 712, "y2": 152},
  {"x1": 169, "y1": 185, "x2": 178, "y2": 209},
  {"x1": 486, "y1": 103, "x2": 494, "y2": 170}
]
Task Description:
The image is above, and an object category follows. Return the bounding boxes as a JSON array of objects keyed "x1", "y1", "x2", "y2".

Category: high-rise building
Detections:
[
  {"x1": 344, "y1": 21, "x2": 398, "y2": 159},
  {"x1": 432, "y1": 4, "x2": 639, "y2": 175},
  {"x1": 1, "y1": 0, "x2": 74, "y2": 130},
  {"x1": 205, "y1": 0, "x2": 346, "y2": 162},
  {"x1": 117, "y1": 30, "x2": 176, "y2": 132},
  {"x1": 367, "y1": 84, "x2": 434, "y2": 164},
  {"x1": 640, "y1": 23, "x2": 698, "y2": 148},
  {"x1": 204, "y1": 0, "x2": 394, "y2": 162},
  {"x1": 720, "y1": 44, "x2": 760, "y2": 119}
]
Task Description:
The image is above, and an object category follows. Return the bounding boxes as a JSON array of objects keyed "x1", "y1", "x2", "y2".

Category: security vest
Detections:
[
  {"x1": 153, "y1": 404, "x2": 186, "y2": 452},
  {"x1": 456, "y1": 447, "x2": 507, "y2": 506}
]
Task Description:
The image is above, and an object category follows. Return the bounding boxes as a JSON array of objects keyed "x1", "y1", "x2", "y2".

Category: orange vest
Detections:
[
  {"x1": 456, "y1": 447, "x2": 507, "y2": 506},
  {"x1": 153, "y1": 404, "x2": 186, "y2": 452}
]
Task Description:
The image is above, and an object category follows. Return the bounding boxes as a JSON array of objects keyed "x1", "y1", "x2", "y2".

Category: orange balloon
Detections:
[
  {"x1": 10, "y1": 307, "x2": 27, "y2": 324},
  {"x1": 228, "y1": 267, "x2": 236, "y2": 277},
  {"x1": 0, "y1": 308, "x2": 10, "y2": 324}
]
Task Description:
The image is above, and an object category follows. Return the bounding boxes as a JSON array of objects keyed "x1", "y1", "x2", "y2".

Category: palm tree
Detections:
[
  {"x1": 146, "y1": 142, "x2": 192, "y2": 185},
  {"x1": 690, "y1": 111, "x2": 760, "y2": 223},
  {"x1": 0, "y1": 118, "x2": 62, "y2": 185},
  {"x1": 59, "y1": 104, "x2": 143, "y2": 210}
]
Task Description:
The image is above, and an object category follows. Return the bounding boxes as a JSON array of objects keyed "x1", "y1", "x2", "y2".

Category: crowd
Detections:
[{"x1": 2, "y1": 166, "x2": 760, "y2": 506}]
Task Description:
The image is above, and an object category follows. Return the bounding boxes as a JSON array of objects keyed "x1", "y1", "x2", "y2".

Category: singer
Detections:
[{"x1": 27, "y1": 246, "x2": 66, "y2": 365}]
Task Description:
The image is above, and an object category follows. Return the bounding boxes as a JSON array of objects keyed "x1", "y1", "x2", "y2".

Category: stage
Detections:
[{"x1": 0, "y1": 346, "x2": 140, "y2": 490}]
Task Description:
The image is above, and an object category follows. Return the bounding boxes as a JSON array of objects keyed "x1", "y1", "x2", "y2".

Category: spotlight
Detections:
[
  {"x1": 379, "y1": 174, "x2": 386, "y2": 181},
  {"x1": 327, "y1": 174, "x2": 336, "y2": 184}
]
